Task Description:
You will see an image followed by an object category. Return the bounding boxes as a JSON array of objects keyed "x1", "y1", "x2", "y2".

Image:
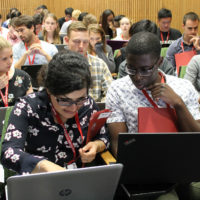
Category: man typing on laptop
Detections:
[{"x1": 106, "y1": 31, "x2": 200, "y2": 200}]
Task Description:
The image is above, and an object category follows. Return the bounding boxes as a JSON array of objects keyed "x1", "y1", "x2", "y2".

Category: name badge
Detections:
[{"x1": 67, "y1": 162, "x2": 77, "y2": 170}]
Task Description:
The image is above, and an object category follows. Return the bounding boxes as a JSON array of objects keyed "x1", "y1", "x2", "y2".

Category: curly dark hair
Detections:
[{"x1": 41, "y1": 50, "x2": 92, "y2": 96}]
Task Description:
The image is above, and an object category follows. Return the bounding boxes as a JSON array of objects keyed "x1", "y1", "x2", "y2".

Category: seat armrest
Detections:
[{"x1": 100, "y1": 151, "x2": 116, "y2": 165}]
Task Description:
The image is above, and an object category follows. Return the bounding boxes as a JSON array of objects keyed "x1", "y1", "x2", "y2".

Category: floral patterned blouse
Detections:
[
  {"x1": 0, "y1": 69, "x2": 31, "y2": 107},
  {"x1": 1, "y1": 90, "x2": 110, "y2": 174}
]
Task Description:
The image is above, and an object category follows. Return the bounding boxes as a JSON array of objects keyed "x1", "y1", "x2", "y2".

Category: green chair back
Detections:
[
  {"x1": 161, "y1": 47, "x2": 168, "y2": 58},
  {"x1": 178, "y1": 65, "x2": 187, "y2": 78}
]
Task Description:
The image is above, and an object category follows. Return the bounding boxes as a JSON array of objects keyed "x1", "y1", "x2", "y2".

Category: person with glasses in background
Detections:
[
  {"x1": 1, "y1": 50, "x2": 109, "y2": 174},
  {"x1": 106, "y1": 31, "x2": 200, "y2": 200}
]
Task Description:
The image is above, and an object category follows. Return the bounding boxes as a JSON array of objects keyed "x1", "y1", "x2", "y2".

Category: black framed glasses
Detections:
[
  {"x1": 125, "y1": 58, "x2": 159, "y2": 77},
  {"x1": 55, "y1": 96, "x2": 88, "y2": 107}
]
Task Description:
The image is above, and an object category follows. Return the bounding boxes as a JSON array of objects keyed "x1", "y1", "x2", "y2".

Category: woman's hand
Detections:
[{"x1": 79, "y1": 140, "x2": 106, "y2": 163}]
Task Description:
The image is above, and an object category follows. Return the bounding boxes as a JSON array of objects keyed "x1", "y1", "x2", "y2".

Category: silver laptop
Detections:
[{"x1": 7, "y1": 164, "x2": 123, "y2": 200}]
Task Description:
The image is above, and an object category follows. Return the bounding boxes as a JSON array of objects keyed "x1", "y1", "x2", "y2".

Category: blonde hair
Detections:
[
  {"x1": 0, "y1": 36, "x2": 12, "y2": 51},
  {"x1": 83, "y1": 14, "x2": 97, "y2": 28},
  {"x1": 72, "y1": 10, "x2": 81, "y2": 20},
  {"x1": 67, "y1": 21, "x2": 87, "y2": 38},
  {"x1": 42, "y1": 13, "x2": 61, "y2": 44}
]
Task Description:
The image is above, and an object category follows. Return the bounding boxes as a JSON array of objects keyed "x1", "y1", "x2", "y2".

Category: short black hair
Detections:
[
  {"x1": 36, "y1": 5, "x2": 47, "y2": 10},
  {"x1": 65, "y1": 7, "x2": 74, "y2": 16},
  {"x1": 126, "y1": 31, "x2": 161, "y2": 59},
  {"x1": 44, "y1": 51, "x2": 92, "y2": 96},
  {"x1": 183, "y1": 12, "x2": 199, "y2": 25},
  {"x1": 78, "y1": 12, "x2": 88, "y2": 21},
  {"x1": 33, "y1": 13, "x2": 43, "y2": 26},
  {"x1": 158, "y1": 8, "x2": 172, "y2": 19},
  {"x1": 129, "y1": 19, "x2": 157, "y2": 37},
  {"x1": 10, "y1": 10, "x2": 21, "y2": 19}
]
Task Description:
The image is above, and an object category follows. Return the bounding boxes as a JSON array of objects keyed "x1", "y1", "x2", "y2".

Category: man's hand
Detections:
[
  {"x1": 147, "y1": 83, "x2": 183, "y2": 107},
  {"x1": 190, "y1": 35, "x2": 200, "y2": 50}
]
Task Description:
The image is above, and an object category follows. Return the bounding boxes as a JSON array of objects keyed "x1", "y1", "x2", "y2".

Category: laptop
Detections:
[
  {"x1": 7, "y1": 164, "x2": 123, "y2": 200},
  {"x1": 106, "y1": 40, "x2": 128, "y2": 52},
  {"x1": 21, "y1": 64, "x2": 43, "y2": 89},
  {"x1": 55, "y1": 44, "x2": 68, "y2": 52},
  {"x1": 117, "y1": 132, "x2": 200, "y2": 185},
  {"x1": 116, "y1": 132, "x2": 200, "y2": 198}
]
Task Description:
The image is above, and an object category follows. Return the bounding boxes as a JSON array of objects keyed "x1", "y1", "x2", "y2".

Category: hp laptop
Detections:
[
  {"x1": 117, "y1": 132, "x2": 200, "y2": 198},
  {"x1": 21, "y1": 64, "x2": 43, "y2": 89},
  {"x1": 7, "y1": 164, "x2": 123, "y2": 200}
]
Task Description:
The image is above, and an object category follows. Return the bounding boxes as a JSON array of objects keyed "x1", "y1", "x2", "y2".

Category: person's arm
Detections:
[
  {"x1": 26, "y1": 86, "x2": 33, "y2": 95},
  {"x1": 1, "y1": 99, "x2": 45, "y2": 174},
  {"x1": 32, "y1": 160, "x2": 66, "y2": 173},
  {"x1": 95, "y1": 44, "x2": 116, "y2": 73},
  {"x1": 184, "y1": 55, "x2": 199, "y2": 86},
  {"x1": 101, "y1": 61, "x2": 113, "y2": 102},
  {"x1": 29, "y1": 43, "x2": 52, "y2": 62},
  {"x1": 108, "y1": 122, "x2": 128, "y2": 158},
  {"x1": 165, "y1": 43, "x2": 177, "y2": 70},
  {"x1": 14, "y1": 51, "x2": 29, "y2": 69},
  {"x1": 159, "y1": 57, "x2": 175, "y2": 76},
  {"x1": 106, "y1": 81, "x2": 128, "y2": 157},
  {"x1": 118, "y1": 60, "x2": 128, "y2": 78},
  {"x1": 79, "y1": 140, "x2": 106, "y2": 163},
  {"x1": 148, "y1": 81, "x2": 200, "y2": 132}
]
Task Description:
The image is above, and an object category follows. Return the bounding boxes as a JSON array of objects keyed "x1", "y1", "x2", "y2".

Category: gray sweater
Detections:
[{"x1": 184, "y1": 55, "x2": 200, "y2": 92}]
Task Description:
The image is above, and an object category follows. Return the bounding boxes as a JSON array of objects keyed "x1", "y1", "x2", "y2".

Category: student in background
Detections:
[
  {"x1": 58, "y1": 7, "x2": 74, "y2": 29},
  {"x1": 40, "y1": 13, "x2": 61, "y2": 44},
  {"x1": 166, "y1": 12, "x2": 200, "y2": 69},
  {"x1": 113, "y1": 15, "x2": 125, "y2": 37},
  {"x1": 60, "y1": 10, "x2": 81, "y2": 35},
  {"x1": 157, "y1": 8, "x2": 182, "y2": 46},
  {"x1": 113, "y1": 17, "x2": 131, "y2": 41},
  {"x1": 116, "y1": 20, "x2": 175, "y2": 76},
  {"x1": 7, "y1": 18, "x2": 21, "y2": 46},
  {"x1": 1, "y1": 50, "x2": 109, "y2": 174},
  {"x1": 64, "y1": 21, "x2": 113, "y2": 102},
  {"x1": 88, "y1": 24, "x2": 116, "y2": 73},
  {"x1": 12, "y1": 15, "x2": 58, "y2": 68},
  {"x1": 100, "y1": 9, "x2": 116, "y2": 39},
  {"x1": 82, "y1": 14, "x2": 97, "y2": 28},
  {"x1": 0, "y1": 14, "x2": 9, "y2": 39},
  {"x1": 0, "y1": 36, "x2": 33, "y2": 107},
  {"x1": 33, "y1": 13, "x2": 44, "y2": 36}
]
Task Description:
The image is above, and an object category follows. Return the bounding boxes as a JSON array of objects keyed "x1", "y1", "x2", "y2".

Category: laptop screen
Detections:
[
  {"x1": 21, "y1": 64, "x2": 43, "y2": 89},
  {"x1": 7, "y1": 164, "x2": 123, "y2": 200},
  {"x1": 117, "y1": 132, "x2": 200, "y2": 185}
]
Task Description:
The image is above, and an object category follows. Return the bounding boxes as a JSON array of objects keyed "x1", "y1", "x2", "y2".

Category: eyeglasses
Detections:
[
  {"x1": 55, "y1": 96, "x2": 88, "y2": 107},
  {"x1": 125, "y1": 58, "x2": 159, "y2": 77}
]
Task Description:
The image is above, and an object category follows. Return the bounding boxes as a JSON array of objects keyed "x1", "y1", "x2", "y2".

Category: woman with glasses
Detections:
[{"x1": 1, "y1": 50, "x2": 109, "y2": 174}]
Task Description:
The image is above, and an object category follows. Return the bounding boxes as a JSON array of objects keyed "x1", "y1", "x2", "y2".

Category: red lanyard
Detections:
[
  {"x1": 181, "y1": 41, "x2": 195, "y2": 52},
  {"x1": 51, "y1": 105, "x2": 84, "y2": 164},
  {"x1": 25, "y1": 43, "x2": 36, "y2": 65},
  {"x1": 142, "y1": 72, "x2": 170, "y2": 109},
  {"x1": 160, "y1": 31, "x2": 170, "y2": 42},
  {"x1": 0, "y1": 72, "x2": 9, "y2": 107}
]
